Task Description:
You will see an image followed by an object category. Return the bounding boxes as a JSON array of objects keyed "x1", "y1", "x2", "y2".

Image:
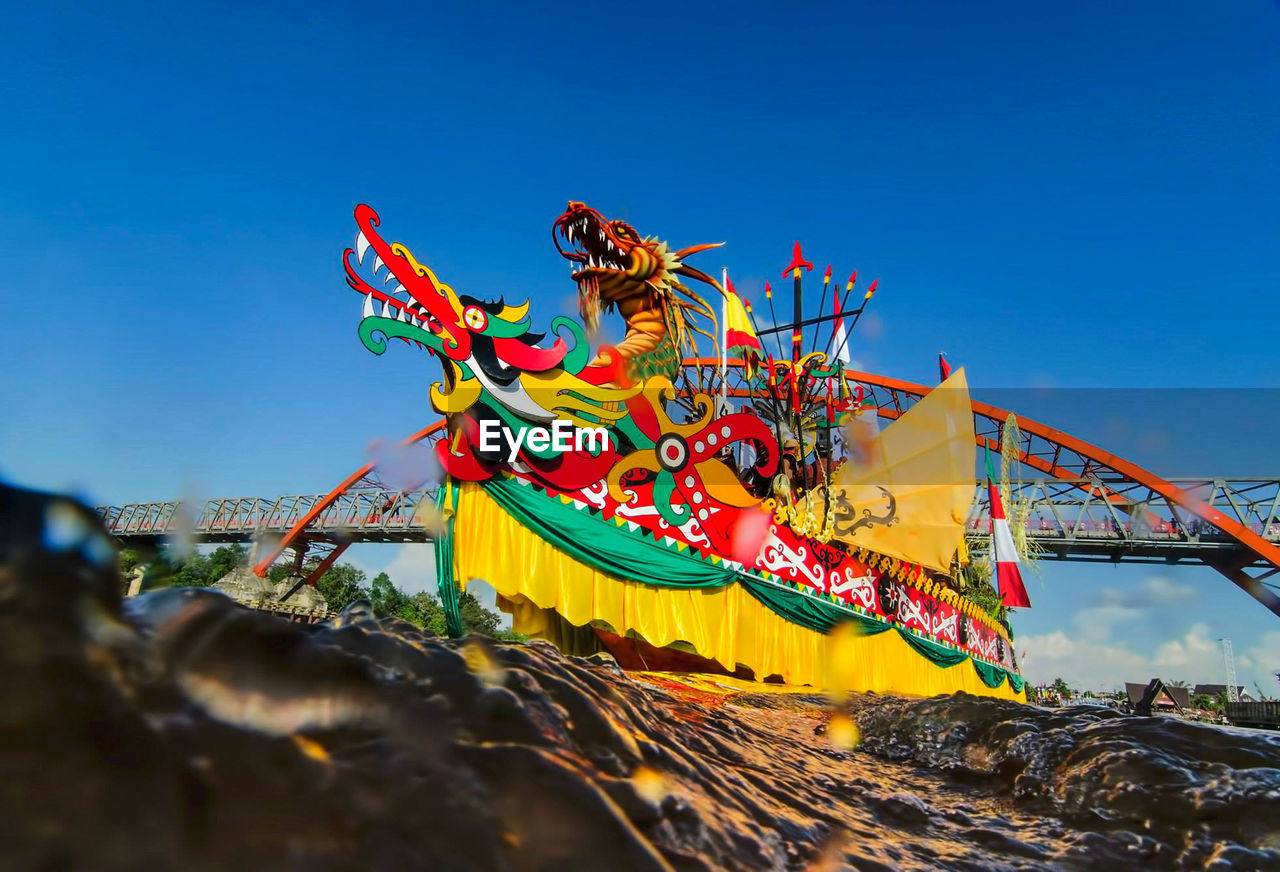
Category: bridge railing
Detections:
[
  {"x1": 98, "y1": 477, "x2": 1280, "y2": 557},
  {"x1": 97, "y1": 488, "x2": 441, "y2": 541}
]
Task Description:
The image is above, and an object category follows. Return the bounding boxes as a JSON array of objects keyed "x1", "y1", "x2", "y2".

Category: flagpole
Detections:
[
  {"x1": 830, "y1": 278, "x2": 878, "y2": 368},
  {"x1": 745, "y1": 302, "x2": 787, "y2": 451},
  {"x1": 719, "y1": 267, "x2": 728, "y2": 413},
  {"x1": 810, "y1": 265, "x2": 831, "y2": 355},
  {"x1": 825, "y1": 270, "x2": 855, "y2": 359},
  {"x1": 762, "y1": 281, "x2": 787, "y2": 361},
  {"x1": 792, "y1": 267, "x2": 803, "y2": 363}
]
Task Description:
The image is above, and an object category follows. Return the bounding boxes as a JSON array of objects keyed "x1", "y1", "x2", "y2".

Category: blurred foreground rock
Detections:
[{"x1": 1, "y1": 482, "x2": 1277, "y2": 872}]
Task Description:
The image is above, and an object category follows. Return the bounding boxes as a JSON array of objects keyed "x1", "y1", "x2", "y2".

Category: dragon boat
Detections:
[{"x1": 344, "y1": 202, "x2": 1026, "y2": 700}]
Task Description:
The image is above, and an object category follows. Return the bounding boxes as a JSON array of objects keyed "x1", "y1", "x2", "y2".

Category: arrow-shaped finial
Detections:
[{"x1": 781, "y1": 241, "x2": 814, "y2": 277}]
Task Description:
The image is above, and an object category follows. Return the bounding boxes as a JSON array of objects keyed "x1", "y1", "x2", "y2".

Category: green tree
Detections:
[
  {"x1": 407, "y1": 591, "x2": 448, "y2": 635},
  {"x1": 118, "y1": 548, "x2": 142, "y2": 575},
  {"x1": 125, "y1": 545, "x2": 519, "y2": 640},
  {"x1": 146, "y1": 543, "x2": 248, "y2": 588},
  {"x1": 207, "y1": 544, "x2": 248, "y2": 580},
  {"x1": 370, "y1": 571, "x2": 415, "y2": 620},
  {"x1": 117, "y1": 548, "x2": 145, "y2": 594},
  {"x1": 1051, "y1": 677, "x2": 1072, "y2": 698},
  {"x1": 174, "y1": 552, "x2": 214, "y2": 587},
  {"x1": 1191, "y1": 693, "x2": 1224, "y2": 712},
  {"x1": 458, "y1": 590, "x2": 501, "y2": 636},
  {"x1": 316, "y1": 564, "x2": 369, "y2": 612}
]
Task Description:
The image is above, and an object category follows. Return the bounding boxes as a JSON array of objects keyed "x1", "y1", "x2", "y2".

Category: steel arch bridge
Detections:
[{"x1": 96, "y1": 365, "x2": 1280, "y2": 618}]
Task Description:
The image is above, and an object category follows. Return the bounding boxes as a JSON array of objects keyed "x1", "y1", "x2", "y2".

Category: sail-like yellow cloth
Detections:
[
  {"x1": 834, "y1": 368, "x2": 975, "y2": 573},
  {"x1": 450, "y1": 481, "x2": 1023, "y2": 700}
]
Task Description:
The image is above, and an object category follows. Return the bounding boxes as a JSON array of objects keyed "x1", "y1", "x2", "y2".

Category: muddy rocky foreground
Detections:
[{"x1": 2, "y1": 483, "x2": 1278, "y2": 871}]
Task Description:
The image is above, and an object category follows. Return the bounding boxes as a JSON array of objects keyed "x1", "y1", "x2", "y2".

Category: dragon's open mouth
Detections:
[
  {"x1": 553, "y1": 203, "x2": 635, "y2": 280},
  {"x1": 553, "y1": 202, "x2": 659, "y2": 333},
  {"x1": 551, "y1": 199, "x2": 722, "y2": 356},
  {"x1": 357, "y1": 289, "x2": 444, "y2": 337}
]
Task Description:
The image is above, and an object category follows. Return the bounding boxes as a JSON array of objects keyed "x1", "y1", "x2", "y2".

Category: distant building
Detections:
[
  {"x1": 1124, "y1": 681, "x2": 1190, "y2": 711},
  {"x1": 1192, "y1": 683, "x2": 1254, "y2": 702}
]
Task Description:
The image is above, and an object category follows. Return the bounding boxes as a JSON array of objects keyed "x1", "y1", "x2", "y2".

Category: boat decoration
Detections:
[{"x1": 343, "y1": 202, "x2": 1025, "y2": 699}]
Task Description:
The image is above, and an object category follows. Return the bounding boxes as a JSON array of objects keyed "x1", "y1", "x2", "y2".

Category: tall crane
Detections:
[{"x1": 1219, "y1": 637, "x2": 1239, "y2": 702}]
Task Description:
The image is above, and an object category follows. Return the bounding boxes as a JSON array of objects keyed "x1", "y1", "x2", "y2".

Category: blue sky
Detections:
[{"x1": 2, "y1": 1, "x2": 1278, "y2": 694}]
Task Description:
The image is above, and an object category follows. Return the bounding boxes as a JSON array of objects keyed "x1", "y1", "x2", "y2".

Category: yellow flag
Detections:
[{"x1": 832, "y1": 368, "x2": 975, "y2": 572}]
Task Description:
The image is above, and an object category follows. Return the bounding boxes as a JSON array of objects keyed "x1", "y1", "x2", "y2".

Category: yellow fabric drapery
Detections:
[
  {"x1": 835, "y1": 367, "x2": 976, "y2": 573},
  {"x1": 450, "y1": 482, "x2": 1024, "y2": 701}
]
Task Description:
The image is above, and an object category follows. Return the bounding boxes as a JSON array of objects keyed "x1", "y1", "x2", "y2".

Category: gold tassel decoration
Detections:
[{"x1": 1000, "y1": 413, "x2": 1042, "y2": 572}]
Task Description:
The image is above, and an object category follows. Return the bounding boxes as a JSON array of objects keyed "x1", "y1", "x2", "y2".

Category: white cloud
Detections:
[
  {"x1": 1151, "y1": 622, "x2": 1218, "y2": 673},
  {"x1": 1018, "y1": 575, "x2": 1210, "y2": 689},
  {"x1": 1072, "y1": 604, "x2": 1142, "y2": 641},
  {"x1": 1095, "y1": 576, "x2": 1196, "y2": 608},
  {"x1": 1244, "y1": 632, "x2": 1280, "y2": 698},
  {"x1": 1019, "y1": 629, "x2": 1149, "y2": 691}
]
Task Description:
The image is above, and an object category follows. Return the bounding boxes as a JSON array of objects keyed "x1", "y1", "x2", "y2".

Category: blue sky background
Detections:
[{"x1": 2, "y1": 1, "x2": 1278, "y2": 694}]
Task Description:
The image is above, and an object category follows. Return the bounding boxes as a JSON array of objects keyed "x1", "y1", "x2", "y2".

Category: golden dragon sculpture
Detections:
[{"x1": 552, "y1": 201, "x2": 723, "y2": 382}]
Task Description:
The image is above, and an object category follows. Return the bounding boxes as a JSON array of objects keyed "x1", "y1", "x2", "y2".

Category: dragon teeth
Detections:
[
  {"x1": 381, "y1": 299, "x2": 394, "y2": 318},
  {"x1": 362, "y1": 294, "x2": 375, "y2": 318},
  {"x1": 372, "y1": 254, "x2": 385, "y2": 275},
  {"x1": 355, "y1": 231, "x2": 371, "y2": 264}
]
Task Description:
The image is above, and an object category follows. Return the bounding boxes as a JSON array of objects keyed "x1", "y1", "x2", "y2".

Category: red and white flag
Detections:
[
  {"x1": 986, "y1": 447, "x2": 1031, "y2": 608},
  {"x1": 831, "y1": 280, "x2": 852, "y2": 366}
]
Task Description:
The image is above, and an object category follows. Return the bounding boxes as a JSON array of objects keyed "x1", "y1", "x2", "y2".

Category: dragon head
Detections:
[{"x1": 553, "y1": 202, "x2": 723, "y2": 369}]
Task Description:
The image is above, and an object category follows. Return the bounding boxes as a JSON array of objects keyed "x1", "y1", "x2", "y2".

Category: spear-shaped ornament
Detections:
[
  {"x1": 762, "y1": 281, "x2": 787, "y2": 361},
  {"x1": 831, "y1": 276, "x2": 879, "y2": 367},
  {"x1": 811, "y1": 264, "x2": 832, "y2": 356},
  {"x1": 782, "y1": 241, "x2": 813, "y2": 362}
]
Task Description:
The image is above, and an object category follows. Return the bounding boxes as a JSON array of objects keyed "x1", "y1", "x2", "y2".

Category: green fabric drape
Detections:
[
  {"x1": 897, "y1": 628, "x2": 970, "y2": 668},
  {"x1": 748, "y1": 578, "x2": 1023, "y2": 689},
  {"x1": 435, "y1": 483, "x2": 464, "y2": 638},
  {"x1": 477, "y1": 476, "x2": 1023, "y2": 692},
  {"x1": 738, "y1": 577, "x2": 890, "y2": 637},
  {"x1": 970, "y1": 657, "x2": 1009, "y2": 688}
]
